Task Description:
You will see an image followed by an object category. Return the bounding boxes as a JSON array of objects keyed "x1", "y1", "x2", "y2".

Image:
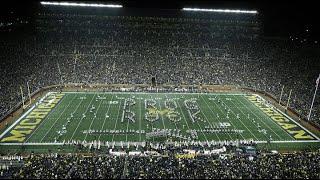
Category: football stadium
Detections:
[{"x1": 0, "y1": 0, "x2": 319, "y2": 179}]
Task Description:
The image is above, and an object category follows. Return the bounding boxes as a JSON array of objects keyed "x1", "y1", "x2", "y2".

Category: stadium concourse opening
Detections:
[
  {"x1": 0, "y1": 0, "x2": 320, "y2": 179},
  {"x1": 151, "y1": 76, "x2": 156, "y2": 87}
]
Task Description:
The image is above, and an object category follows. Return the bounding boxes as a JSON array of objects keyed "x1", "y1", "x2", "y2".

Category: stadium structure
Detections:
[{"x1": 0, "y1": 1, "x2": 319, "y2": 179}]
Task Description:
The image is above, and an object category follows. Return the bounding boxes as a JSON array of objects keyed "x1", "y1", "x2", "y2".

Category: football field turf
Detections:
[{"x1": 0, "y1": 91, "x2": 319, "y2": 148}]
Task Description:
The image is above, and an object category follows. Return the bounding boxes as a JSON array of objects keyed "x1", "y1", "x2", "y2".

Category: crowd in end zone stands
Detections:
[{"x1": 0, "y1": 149, "x2": 319, "y2": 179}]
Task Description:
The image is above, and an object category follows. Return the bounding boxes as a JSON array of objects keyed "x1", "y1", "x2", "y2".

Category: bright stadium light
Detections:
[
  {"x1": 182, "y1": 8, "x2": 258, "y2": 14},
  {"x1": 40, "y1": 1, "x2": 123, "y2": 8}
]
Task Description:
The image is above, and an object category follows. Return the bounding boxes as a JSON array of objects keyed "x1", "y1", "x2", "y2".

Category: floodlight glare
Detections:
[
  {"x1": 40, "y1": 1, "x2": 123, "y2": 8},
  {"x1": 182, "y1": 8, "x2": 258, "y2": 14}
]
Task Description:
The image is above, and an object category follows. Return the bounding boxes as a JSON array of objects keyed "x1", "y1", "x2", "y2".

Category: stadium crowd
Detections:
[
  {"x1": 0, "y1": 7, "x2": 319, "y2": 124},
  {"x1": 0, "y1": 149, "x2": 319, "y2": 179}
]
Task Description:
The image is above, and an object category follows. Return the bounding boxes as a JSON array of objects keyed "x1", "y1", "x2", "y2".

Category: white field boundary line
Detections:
[
  {"x1": 0, "y1": 92, "x2": 52, "y2": 140},
  {"x1": 0, "y1": 143, "x2": 64, "y2": 146},
  {"x1": 221, "y1": 95, "x2": 259, "y2": 141},
  {"x1": 63, "y1": 92, "x2": 246, "y2": 96},
  {"x1": 156, "y1": 95, "x2": 167, "y2": 130},
  {"x1": 174, "y1": 93, "x2": 209, "y2": 143},
  {"x1": 195, "y1": 95, "x2": 223, "y2": 141},
  {"x1": 164, "y1": 94, "x2": 179, "y2": 136},
  {"x1": 98, "y1": 94, "x2": 114, "y2": 141},
  {"x1": 255, "y1": 94, "x2": 320, "y2": 141},
  {"x1": 111, "y1": 96, "x2": 125, "y2": 142},
  {"x1": 233, "y1": 95, "x2": 284, "y2": 140},
  {"x1": 38, "y1": 94, "x2": 77, "y2": 143},
  {"x1": 2, "y1": 92, "x2": 318, "y2": 145},
  {"x1": 199, "y1": 95, "x2": 230, "y2": 141},
  {"x1": 1, "y1": 140, "x2": 319, "y2": 146},
  {"x1": 208, "y1": 95, "x2": 246, "y2": 140},
  {"x1": 84, "y1": 93, "x2": 105, "y2": 141},
  {"x1": 69, "y1": 94, "x2": 97, "y2": 141},
  {"x1": 172, "y1": 93, "x2": 192, "y2": 136},
  {"x1": 138, "y1": 96, "x2": 142, "y2": 141},
  {"x1": 125, "y1": 98, "x2": 130, "y2": 142},
  {"x1": 28, "y1": 93, "x2": 69, "y2": 142}
]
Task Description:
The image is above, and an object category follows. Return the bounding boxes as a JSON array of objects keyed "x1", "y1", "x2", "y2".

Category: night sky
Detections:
[{"x1": 1, "y1": 0, "x2": 319, "y2": 41}]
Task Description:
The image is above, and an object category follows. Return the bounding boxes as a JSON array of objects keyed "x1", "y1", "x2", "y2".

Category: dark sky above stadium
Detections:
[{"x1": 1, "y1": 0, "x2": 319, "y2": 41}]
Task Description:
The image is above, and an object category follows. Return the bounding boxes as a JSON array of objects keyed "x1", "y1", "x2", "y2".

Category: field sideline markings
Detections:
[
  {"x1": 232, "y1": 95, "x2": 285, "y2": 140},
  {"x1": 0, "y1": 92, "x2": 53, "y2": 140},
  {"x1": 192, "y1": 95, "x2": 222, "y2": 141},
  {"x1": 174, "y1": 93, "x2": 209, "y2": 143},
  {"x1": 84, "y1": 93, "x2": 105, "y2": 141},
  {"x1": 155, "y1": 94, "x2": 167, "y2": 130},
  {"x1": 111, "y1": 94, "x2": 125, "y2": 142},
  {"x1": 237, "y1": 95, "x2": 286, "y2": 140},
  {"x1": 172, "y1": 93, "x2": 192, "y2": 137},
  {"x1": 201, "y1": 96, "x2": 233, "y2": 140},
  {"x1": 63, "y1": 94, "x2": 86, "y2": 141},
  {"x1": 98, "y1": 94, "x2": 114, "y2": 141},
  {"x1": 69, "y1": 93, "x2": 97, "y2": 141},
  {"x1": 205, "y1": 94, "x2": 246, "y2": 140},
  {"x1": 3, "y1": 91, "x2": 319, "y2": 146},
  {"x1": 236, "y1": 95, "x2": 290, "y2": 141},
  {"x1": 255, "y1": 94, "x2": 320, "y2": 141},
  {"x1": 1, "y1": 140, "x2": 319, "y2": 146},
  {"x1": 63, "y1": 92, "x2": 246, "y2": 96},
  {"x1": 138, "y1": 95, "x2": 142, "y2": 141},
  {"x1": 37, "y1": 94, "x2": 78, "y2": 143},
  {"x1": 220, "y1": 95, "x2": 259, "y2": 141},
  {"x1": 125, "y1": 95, "x2": 133, "y2": 142},
  {"x1": 164, "y1": 94, "x2": 179, "y2": 134}
]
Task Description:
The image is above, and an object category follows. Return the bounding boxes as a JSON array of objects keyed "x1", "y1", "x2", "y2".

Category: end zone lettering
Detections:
[
  {"x1": 247, "y1": 95, "x2": 314, "y2": 140},
  {"x1": 0, "y1": 93, "x2": 65, "y2": 143}
]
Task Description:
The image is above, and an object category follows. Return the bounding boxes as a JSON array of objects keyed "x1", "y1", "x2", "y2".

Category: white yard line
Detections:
[
  {"x1": 255, "y1": 94, "x2": 320, "y2": 141},
  {"x1": 38, "y1": 95, "x2": 78, "y2": 143},
  {"x1": 245, "y1": 95, "x2": 301, "y2": 140},
  {"x1": 235, "y1": 95, "x2": 286, "y2": 140},
  {"x1": 98, "y1": 94, "x2": 114, "y2": 141},
  {"x1": 1, "y1": 139, "x2": 319, "y2": 146},
  {"x1": 84, "y1": 94, "x2": 105, "y2": 141},
  {"x1": 156, "y1": 95, "x2": 166, "y2": 130},
  {"x1": 164, "y1": 94, "x2": 179, "y2": 132},
  {"x1": 25, "y1": 93, "x2": 67, "y2": 143},
  {"x1": 125, "y1": 97, "x2": 130, "y2": 142},
  {"x1": 145, "y1": 95, "x2": 156, "y2": 142},
  {"x1": 65, "y1": 95, "x2": 86, "y2": 139},
  {"x1": 0, "y1": 92, "x2": 52, "y2": 139},
  {"x1": 63, "y1": 91, "x2": 246, "y2": 96},
  {"x1": 69, "y1": 94, "x2": 97, "y2": 141},
  {"x1": 174, "y1": 93, "x2": 209, "y2": 143},
  {"x1": 111, "y1": 96, "x2": 124, "y2": 142},
  {"x1": 138, "y1": 96, "x2": 142, "y2": 141},
  {"x1": 220, "y1": 95, "x2": 259, "y2": 141},
  {"x1": 172, "y1": 94, "x2": 191, "y2": 132},
  {"x1": 3, "y1": 91, "x2": 320, "y2": 146},
  {"x1": 0, "y1": 105, "x2": 36, "y2": 140},
  {"x1": 198, "y1": 94, "x2": 229, "y2": 141},
  {"x1": 206, "y1": 95, "x2": 246, "y2": 140}
]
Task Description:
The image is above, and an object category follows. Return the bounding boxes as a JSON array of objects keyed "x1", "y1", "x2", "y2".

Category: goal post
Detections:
[{"x1": 21, "y1": 82, "x2": 33, "y2": 109}]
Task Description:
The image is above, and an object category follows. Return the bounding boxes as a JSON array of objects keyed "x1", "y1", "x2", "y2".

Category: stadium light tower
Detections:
[
  {"x1": 40, "y1": 1, "x2": 123, "y2": 8},
  {"x1": 182, "y1": 8, "x2": 258, "y2": 14}
]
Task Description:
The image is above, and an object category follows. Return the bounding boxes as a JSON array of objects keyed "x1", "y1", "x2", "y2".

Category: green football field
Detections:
[{"x1": 0, "y1": 91, "x2": 319, "y2": 150}]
